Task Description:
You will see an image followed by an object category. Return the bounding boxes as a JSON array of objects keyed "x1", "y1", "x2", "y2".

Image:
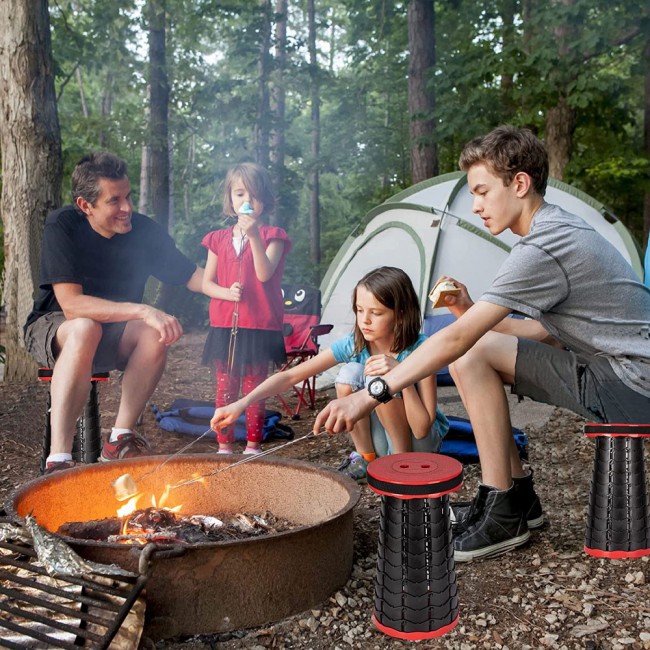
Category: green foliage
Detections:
[{"x1": 37, "y1": 0, "x2": 648, "y2": 327}]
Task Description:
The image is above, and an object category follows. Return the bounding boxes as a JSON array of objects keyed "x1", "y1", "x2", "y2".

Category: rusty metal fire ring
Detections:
[{"x1": 7, "y1": 454, "x2": 361, "y2": 640}]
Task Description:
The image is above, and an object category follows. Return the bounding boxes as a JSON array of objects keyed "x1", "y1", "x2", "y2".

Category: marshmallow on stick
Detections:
[{"x1": 428, "y1": 279, "x2": 461, "y2": 308}]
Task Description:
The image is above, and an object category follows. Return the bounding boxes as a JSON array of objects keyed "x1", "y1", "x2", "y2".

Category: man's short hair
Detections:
[
  {"x1": 72, "y1": 152, "x2": 128, "y2": 212},
  {"x1": 459, "y1": 125, "x2": 549, "y2": 196}
]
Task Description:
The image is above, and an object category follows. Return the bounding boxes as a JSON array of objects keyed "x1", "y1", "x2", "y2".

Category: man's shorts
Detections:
[
  {"x1": 24, "y1": 312, "x2": 128, "y2": 373},
  {"x1": 514, "y1": 338, "x2": 649, "y2": 424}
]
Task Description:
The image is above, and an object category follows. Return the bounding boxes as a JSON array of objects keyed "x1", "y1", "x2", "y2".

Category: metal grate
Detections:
[{"x1": 0, "y1": 515, "x2": 148, "y2": 649}]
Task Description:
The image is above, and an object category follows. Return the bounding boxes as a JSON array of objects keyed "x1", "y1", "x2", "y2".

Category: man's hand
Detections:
[
  {"x1": 142, "y1": 306, "x2": 183, "y2": 345},
  {"x1": 313, "y1": 390, "x2": 376, "y2": 434}
]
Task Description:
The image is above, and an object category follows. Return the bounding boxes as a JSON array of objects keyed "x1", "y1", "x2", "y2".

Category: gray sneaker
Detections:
[{"x1": 453, "y1": 484, "x2": 530, "y2": 562}]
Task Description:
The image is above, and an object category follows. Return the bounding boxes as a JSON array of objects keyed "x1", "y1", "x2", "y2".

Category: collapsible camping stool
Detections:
[
  {"x1": 277, "y1": 284, "x2": 333, "y2": 419},
  {"x1": 38, "y1": 368, "x2": 109, "y2": 473},
  {"x1": 584, "y1": 423, "x2": 650, "y2": 558},
  {"x1": 368, "y1": 452, "x2": 462, "y2": 640}
]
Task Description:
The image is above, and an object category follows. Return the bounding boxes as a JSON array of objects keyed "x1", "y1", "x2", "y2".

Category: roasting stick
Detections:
[
  {"x1": 111, "y1": 427, "x2": 215, "y2": 500},
  {"x1": 170, "y1": 428, "x2": 328, "y2": 491},
  {"x1": 226, "y1": 201, "x2": 253, "y2": 377},
  {"x1": 112, "y1": 428, "x2": 328, "y2": 501}
]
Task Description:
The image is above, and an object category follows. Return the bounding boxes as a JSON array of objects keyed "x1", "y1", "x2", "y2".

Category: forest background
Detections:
[{"x1": 0, "y1": 0, "x2": 649, "y2": 382}]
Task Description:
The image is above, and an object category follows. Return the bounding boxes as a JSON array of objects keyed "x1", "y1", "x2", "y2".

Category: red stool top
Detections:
[
  {"x1": 367, "y1": 452, "x2": 463, "y2": 499},
  {"x1": 584, "y1": 423, "x2": 650, "y2": 437},
  {"x1": 38, "y1": 368, "x2": 110, "y2": 382}
]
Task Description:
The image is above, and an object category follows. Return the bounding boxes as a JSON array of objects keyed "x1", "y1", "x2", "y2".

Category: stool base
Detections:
[
  {"x1": 584, "y1": 428, "x2": 650, "y2": 558},
  {"x1": 39, "y1": 372, "x2": 108, "y2": 473},
  {"x1": 373, "y1": 612, "x2": 459, "y2": 641},
  {"x1": 584, "y1": 545, "x2": 650, "y2": 560}
]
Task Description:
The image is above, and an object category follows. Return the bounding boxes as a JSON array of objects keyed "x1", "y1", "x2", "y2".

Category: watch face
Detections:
[{"x1": 369, "y1": 379, "x2": 384, "y2": 396}]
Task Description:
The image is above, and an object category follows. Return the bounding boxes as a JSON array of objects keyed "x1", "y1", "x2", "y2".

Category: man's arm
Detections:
[
  {"x1": 313, "y1": 300, "x2": 511, "y2": 434},
  {"x1": 53, "y1": 283, "x2": 183, "y2": 345},
  {"x1": 185, "y1": 266, "x2": 204, "y2": 293}
]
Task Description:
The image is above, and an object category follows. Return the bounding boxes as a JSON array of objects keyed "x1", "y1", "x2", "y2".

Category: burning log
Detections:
[
  {"x1": 58, "y1": 508, "x2": 296, "y2": 545},
  {"x1": 59, "y1": 518, "x2": 121, "y2": 540}
]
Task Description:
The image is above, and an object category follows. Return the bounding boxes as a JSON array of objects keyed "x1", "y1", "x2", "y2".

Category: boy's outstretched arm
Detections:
[{"x1": 313, "y1": 301, "x2": 511, "y2": 434}]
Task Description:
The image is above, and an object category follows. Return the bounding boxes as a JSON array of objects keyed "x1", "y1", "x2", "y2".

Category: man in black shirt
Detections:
[{"x1": 24, "y1": 152, "x2": 203, "y2": 474}]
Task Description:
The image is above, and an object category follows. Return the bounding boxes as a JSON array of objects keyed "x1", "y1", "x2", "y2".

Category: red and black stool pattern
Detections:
[
  {"x1": 367, "y1": 452, "x2": 463, "y2": 640},
  {"x1": 584, "y1": 423, "x2": 650, "y2": 559}
]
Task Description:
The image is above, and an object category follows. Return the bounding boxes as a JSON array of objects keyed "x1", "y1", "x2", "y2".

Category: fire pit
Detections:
[{"x1": 8, "y1": 454, "x2": 360, "y2": 640}]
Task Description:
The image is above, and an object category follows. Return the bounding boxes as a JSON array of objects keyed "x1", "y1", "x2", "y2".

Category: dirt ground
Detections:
[{"x1": 0, "y1": 331, "x2": 649, "y2": 649}]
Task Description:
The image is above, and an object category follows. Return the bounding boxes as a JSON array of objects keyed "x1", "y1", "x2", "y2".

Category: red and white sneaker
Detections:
[{"x1": 100, "y1": 432, "x2": 151, "y2": 461}]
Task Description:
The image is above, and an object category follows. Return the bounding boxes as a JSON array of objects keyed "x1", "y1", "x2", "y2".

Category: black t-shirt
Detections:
[{"x1": 25, "y1": 206, "x2": 196, "y2": 328}]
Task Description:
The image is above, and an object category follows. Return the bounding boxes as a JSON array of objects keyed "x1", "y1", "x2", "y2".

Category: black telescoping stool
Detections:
[
  {"x1": 367, "y1": 452, "x2": 463, "y2": 640},
  {"x1": 38, "y1": 368, "x2": 109, "y2": 474},
  {"x1": 584, "y1": 423, "x2": 650, "y2": 559}
]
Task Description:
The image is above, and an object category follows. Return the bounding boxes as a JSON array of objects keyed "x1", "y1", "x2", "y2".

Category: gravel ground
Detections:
[{"x1": 1, "y1": 332, "x2": 649, "y2": 650}]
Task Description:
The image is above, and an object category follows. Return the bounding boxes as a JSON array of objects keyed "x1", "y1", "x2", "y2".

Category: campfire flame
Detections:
[{"x1": 115, "y1": 486, "x2": 183, "y2": 544}]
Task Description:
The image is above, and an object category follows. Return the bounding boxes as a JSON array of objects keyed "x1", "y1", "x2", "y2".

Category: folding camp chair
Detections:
[{"x1": 276, "y1": 284, "x2": 333, "y2": 419}]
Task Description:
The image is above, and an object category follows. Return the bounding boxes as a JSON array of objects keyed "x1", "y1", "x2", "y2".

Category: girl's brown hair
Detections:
[
  {"x1": 222, "y1": 162, "x2": 276, "y2": 218},
  {"x1": 351, "y1": 266, "x2": 421, "y2": 355}
]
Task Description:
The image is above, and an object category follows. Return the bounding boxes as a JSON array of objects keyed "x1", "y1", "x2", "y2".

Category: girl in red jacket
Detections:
[{"x1": 201, "y1": 163, "x2": 291, "y2": 454}]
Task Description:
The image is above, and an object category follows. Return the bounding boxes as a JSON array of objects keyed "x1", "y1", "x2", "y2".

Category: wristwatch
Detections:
[{"x1": 367, "y1": 377, "x2": 393, "y2": 404}]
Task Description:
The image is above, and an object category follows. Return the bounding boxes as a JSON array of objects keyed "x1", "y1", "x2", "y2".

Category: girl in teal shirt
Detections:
[{"x1": 211, "y1": 266, "x2": 448, "y2": 482}]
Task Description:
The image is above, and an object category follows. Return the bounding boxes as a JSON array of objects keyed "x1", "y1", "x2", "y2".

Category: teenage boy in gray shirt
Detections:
[{"x1": 314, "y1": 125, "x2": 650, "y2": 562}]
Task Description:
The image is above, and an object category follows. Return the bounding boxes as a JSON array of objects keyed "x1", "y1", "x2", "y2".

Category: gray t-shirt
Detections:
[{"x1": 481, "y1": 202, "x2": 650, "y2": 398}]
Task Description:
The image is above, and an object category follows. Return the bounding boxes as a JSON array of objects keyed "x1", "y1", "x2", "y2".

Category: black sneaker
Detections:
[
  {"x1": 453, "y1": 484, "x2": 530, "y2": 562},
  {"x1": 451, "y1": 470, "x2": 544, "y2": 532}
]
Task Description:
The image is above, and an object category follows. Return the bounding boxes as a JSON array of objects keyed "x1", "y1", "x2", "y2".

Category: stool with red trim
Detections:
[
  {"x1": 38, "y1": 368, "x2": 110, "y2": 474},
  {"x1": 584, "y1": 423, "x2": 650, "y2": 559},
  {"x1": 367, "y1": 452, "x2": 463, "y2": 640}
]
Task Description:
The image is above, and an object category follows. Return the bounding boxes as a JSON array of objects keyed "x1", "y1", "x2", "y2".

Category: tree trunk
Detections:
[
  {"x1": 270, "y1": 0, "x2": 288, "y2": 228},
  {"x1": 307, "y1": 0, "x2": 321, "y2": 272},
  {"x1": 255, "y1": 0, "x2": 272, "y2": 168},
  {"x1": 148, "y1": 0, "x2": 170, "y2": 230},
  {"x1": 0, "y1": 0, "x2": 62, "y2": 382},
  {"x1": 499, "y1": 0, "x2": 516, "y2": 115},
  {"x1": 545, "y1": 96, "x2": 575, "y2": 180},
  {"x1": 139, "y1": 142, "x2": 151, "y2": 215},
  {"x1": 99, "y1": 71, "x2": 114, "y2": 149},
  {"x1": 148, "y1": 0, "x2": 174, "y2": 312},
  {"x1": 407, "y1": 0, "x2": 437, "y2": 184},
  {"x1": 76, "y1": 67, "x2": 89, "y2": 118},
  {"x1": 182, "y1": 132, "x2": 196, "y2": 223},
  {"x1": 545, "y1": 0, "x2": 576, "y2": 181},
  {"x1": 139, "y1": 85, "x2": 152, "y2": 215}
]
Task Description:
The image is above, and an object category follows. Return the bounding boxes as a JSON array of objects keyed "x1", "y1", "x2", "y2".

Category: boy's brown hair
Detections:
[
  {"x1": 459, "y1": 125, "x2": 549, "y2": 196},
  {"x1": 351, "y1": 266, "x2": 421, "y2": 355},
  {"x1": 222, "y1": 162, "x2": 276, "y2": 218}
]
